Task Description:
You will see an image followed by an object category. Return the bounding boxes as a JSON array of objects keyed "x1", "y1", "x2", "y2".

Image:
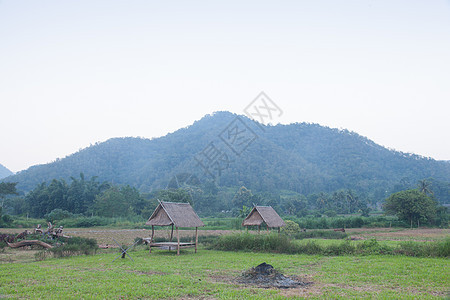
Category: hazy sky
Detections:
[{"x1": 1, "y1": 0, "x2": 449, "y2": 173}]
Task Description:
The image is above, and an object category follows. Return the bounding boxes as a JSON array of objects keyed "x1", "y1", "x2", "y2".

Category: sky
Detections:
[{"x1": 1, "y1": 0, "x2": 449, "y2": 173}]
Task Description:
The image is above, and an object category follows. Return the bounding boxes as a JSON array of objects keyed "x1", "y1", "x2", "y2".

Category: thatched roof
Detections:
[
  {"x1": 145, "y1": 201, "x2": 205, "y2": 228},
  {"x1": 242, "y1": 206, "x2": 285, "y2": 228}
]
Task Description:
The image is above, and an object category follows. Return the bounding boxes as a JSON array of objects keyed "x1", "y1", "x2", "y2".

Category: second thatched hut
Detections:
[{"x1": 242, "y1": 206, "x2": 285, "y2": 232}]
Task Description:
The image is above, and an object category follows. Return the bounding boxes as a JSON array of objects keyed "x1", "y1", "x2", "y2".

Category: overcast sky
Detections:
[{"x1": 1, "y1": 0, "x2": 449, "y2": 173}]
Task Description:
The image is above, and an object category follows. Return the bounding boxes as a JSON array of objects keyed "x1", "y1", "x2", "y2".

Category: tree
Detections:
[
  {"x1": 417, "y1": 179, "x2": 433, "y2": 196},
  {"x1": 93, "y1": 187, "x2": 127, "y2": 217},
  {"x1": 0, "y1": 182, "x2": 17, "y2": 202},
  {"x1": 383, "y1": 189, "x2": 437, "y2": 226},
  {"x1": 0, "y1": 182, "x2": 17, "y2": 227},
  {"x1": 232, "y1": 186, "x2": 253, "y2": 208}
]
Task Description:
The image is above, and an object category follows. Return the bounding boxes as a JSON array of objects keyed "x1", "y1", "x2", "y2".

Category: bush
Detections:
[
  {"x1": 210, "y1": 233, "x2": 295, "y2": 253},
  {"x1": 323, "y1": 240, "x2": 355, "y2": 256},
  {"x1": 36, "y1": 237, "x2": 98, "y2": 260},
  {"x1": 294, "y1": 230, "x2": 347, "y2": 240},
  {"x1": 324, "y1": 210, "x2": 337, "y2": 217},
  {"x1": 394, "y1": 238, "x2": 450, "y2": 257},
  {"x1": 59, "y1": 216, "x2": 109, "y2": 227},
  {"x1": 210, "y1": 233, "x2": 449, "y2": 258},
  {"x1": 281, "y1": 220, "x2": 301, "y2": 236},
  {"x1": 356, "y1": 238, "x2": 392, "y2": 255},
  {"x1": 45, "y1": 209, "x2": 75, "y2": 222}
]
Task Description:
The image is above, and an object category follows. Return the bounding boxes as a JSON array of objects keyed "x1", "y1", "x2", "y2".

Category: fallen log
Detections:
[{"x1": 7, "y1": 240, "x2": 53, "y2": 249}]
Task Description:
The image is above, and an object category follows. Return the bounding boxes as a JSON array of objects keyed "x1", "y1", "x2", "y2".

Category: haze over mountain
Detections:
[
  {"x1": 3, "y1": 112, "x2": 450, "y2": 202},
  {"x1": 0, "y1": 164, "x2": 13, "y2": 180}
]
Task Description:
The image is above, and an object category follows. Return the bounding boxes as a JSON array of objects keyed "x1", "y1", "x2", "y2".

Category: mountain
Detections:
[
  {"x1": 0, "y1": 164, "x2": 13, "y2": 180},
  {"x1": 2, "y1": 112, "x2": 450, "y2": 202}
]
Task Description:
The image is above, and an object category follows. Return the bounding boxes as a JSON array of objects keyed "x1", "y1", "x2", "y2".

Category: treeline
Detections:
[
  {"x1": 2, "y1": 172, "x2": 448, "y2": 229},
  {"x1": 3, "y1": 173, "x2": 374, "y2": 220},
  {"x1": 7, "y1": 174, "x2": 154, "y2": 219}
]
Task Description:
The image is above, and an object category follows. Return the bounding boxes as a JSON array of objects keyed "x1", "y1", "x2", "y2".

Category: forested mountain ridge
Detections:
[
  {"x1": 3, "y1": 112, "x2": 450, "y2": 202},
  {"x1": 0, "y1": 164, "x2": 13, "y2": 179}
]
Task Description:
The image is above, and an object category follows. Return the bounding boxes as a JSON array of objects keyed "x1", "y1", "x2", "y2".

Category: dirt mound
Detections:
[{"x1": 237, "y1": 262, "x2": 310, "y2": 289}]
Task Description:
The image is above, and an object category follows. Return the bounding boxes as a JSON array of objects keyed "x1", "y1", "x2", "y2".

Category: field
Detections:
[{"x1": 1, "y1": 228, "x2": 449, "y2": 299}]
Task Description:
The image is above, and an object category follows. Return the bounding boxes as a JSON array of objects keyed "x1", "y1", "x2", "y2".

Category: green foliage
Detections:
[
  {"x1": 44, "y1": 209, "x2": 75, "y2": 222},
  {"x1": 394, "y1": 238, "x2": 450, "y2": 257},
  {"x1": 211, "y1": 233, "x2": 296, "y2": 253},
  {"x1": 384, "y1": 189, "x2": 438, "y2": 225},
  {"x1": 23, "y1": 174, "x2": 109, "y2": 218},
  {"x1": 0, "y1": 206, "x2": 13, "y2": 227},
  {"x1": 59, "y1": 216, "x2": 109, "y2": 227},
  {"x1": 36, "y1": 237, "x2": 98, "y2": 260},
  {"x1": 93, "y1": 185, "x2": 143, "y2": 217},
  {"x1": 280, "y1": 220, "x2": 301, "y2": 236},
  {"x1": 0, "y1": 182, "x2": 17, "y2": 198},
  {"x1": 287, "y1": 215, "x2": 394, "y2": 229},
  {"x1": 211, "y1": 233, "x2": 449, "y2": 258},
  {"x1": 294, "y1": 230, "x2": 347, "y2": 240},
  {"x1": 238, "y1": 205, "x2": 251, "y2": 218},
  {"x1": 324, "y1": 210, "x2": 337, "y2": 217},
  {"x1": 154, "y1": 188, "x2": 192, "y2": 204}
]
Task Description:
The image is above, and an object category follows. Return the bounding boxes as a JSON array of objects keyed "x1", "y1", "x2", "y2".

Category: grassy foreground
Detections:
[{"x1": 0, "y1": 248, "x2": 449, "y2": 299}]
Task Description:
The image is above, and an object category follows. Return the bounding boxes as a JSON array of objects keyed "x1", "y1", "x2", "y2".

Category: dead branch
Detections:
[{"x1": 7, "y1": 240, "x2": 53, "y2": 249}]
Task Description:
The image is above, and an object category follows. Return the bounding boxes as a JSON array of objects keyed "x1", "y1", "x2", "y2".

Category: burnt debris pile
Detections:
[{"x1": 237, "y1": 262, "x2": 310, "y2": 289}]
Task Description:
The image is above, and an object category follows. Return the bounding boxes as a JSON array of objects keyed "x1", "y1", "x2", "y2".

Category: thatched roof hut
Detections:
[
  {"x1": 145, "y1": 201, "x2": 204, "y2": 255},
  {"x1": 145, "y1": 201, "x2": 205, "y2": 228},
  {"x1": 242, "y1": 206, "x2": 285, "y2": 229}
]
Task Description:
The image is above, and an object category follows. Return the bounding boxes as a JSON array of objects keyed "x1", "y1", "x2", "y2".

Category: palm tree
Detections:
[{"x1": 417, "y1": 179, "x2": 433, "y2": 196}]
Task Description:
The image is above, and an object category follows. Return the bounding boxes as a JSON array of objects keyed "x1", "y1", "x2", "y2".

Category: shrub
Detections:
[
  {"x1": 281, "y1": 220, "x2": 301, "y2": 236},
  {"x1": 210, "y1": 233, "x2": 449, "y2": 258},
  {"x1": 210, "y1": 233, "x2": 294, "y2": 253},
  {"x1": 356, "y1": 238, "x2": 392, "y2": 255},
  {"x1": 294, "y1": 230, "x2": 347, "y2": 240},
  {"x1": 45, "y1": 209, "x2": 76, "y2": 222},
  {"x1": 59, "y1": 216, "x2": 109, "y2": 227},
  {"x1": 38, "y1": 237, "x2": 98, "y2": 260},
  {"x1": 323, "y1": 240, "x2": 355, "y2": 256},
  {"x1": 324, "y1": 210, "x2": 337, "y2": 217},
  {"x1": 395, "y1": 238, "x2": 450, "y2": 257},
  {"x1": 296, "y1": 241, "x2": 322, "y2": 255}
]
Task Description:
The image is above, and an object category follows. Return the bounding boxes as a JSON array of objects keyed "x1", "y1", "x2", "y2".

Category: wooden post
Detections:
[
  {"x1": 170, "y1": 224, "x2": 174, "y2": 242},
  {"x1": 258, "y1": 225, "x2": 260, "y2": 234},
  {"x1": 195, "y1": 227, "x2": 198, "y2": 253},
  {"x1": 266, "y1": 225, "x2": 269, "y2": 233},
  {"x1": 150, "y1": 225, "x2": 154, "y2": 253},
  {"x1": 278, "y1": 227, "x2": 280, "y2": 234},
  {"x1": 176, "y1": 226, "x2": 180, "y2": 256}
]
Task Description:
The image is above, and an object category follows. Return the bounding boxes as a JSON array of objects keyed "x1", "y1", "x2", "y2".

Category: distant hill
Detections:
[
  {"x1": 0, "y1": 164, "x2": 13, "y2": 179},
  {"x1": 2, "y1": 112, "x2": 450, "y2": 202}
]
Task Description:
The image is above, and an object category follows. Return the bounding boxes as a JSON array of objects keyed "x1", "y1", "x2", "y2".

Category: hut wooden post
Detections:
[
  {"x1": 266, "y1": 225, "x2": 269, "y2": 233},
  {"x1": 258, "y1": 225, "x2": 260, "y2": 234},
  {"x1": 195, "y1": 227, "x2": 198, "y2": 253},
  {"x1": 176, "y1": 226, "x2": 180, "y2": 256},
  {"x1": 170, "y1": 224, "x2": 174, "y2": 242},
  {"x1": 278, "y1": 227, "x2": 280, "y2": 234}
]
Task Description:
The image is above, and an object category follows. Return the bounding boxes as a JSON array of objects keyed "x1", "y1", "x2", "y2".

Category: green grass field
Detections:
[{"x1": 1, "y1": 246, "x2": 449, "y2": 299}]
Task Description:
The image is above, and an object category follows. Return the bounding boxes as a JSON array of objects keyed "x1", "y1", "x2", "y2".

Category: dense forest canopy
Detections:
[{"x1": 2, "y1": 112, "x2": 449, "y2": 209}]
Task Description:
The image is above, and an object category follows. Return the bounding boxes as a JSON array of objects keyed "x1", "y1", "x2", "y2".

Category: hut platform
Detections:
[{"x1": 143, "y1": 239, "x2": 196, "y2": 251}]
